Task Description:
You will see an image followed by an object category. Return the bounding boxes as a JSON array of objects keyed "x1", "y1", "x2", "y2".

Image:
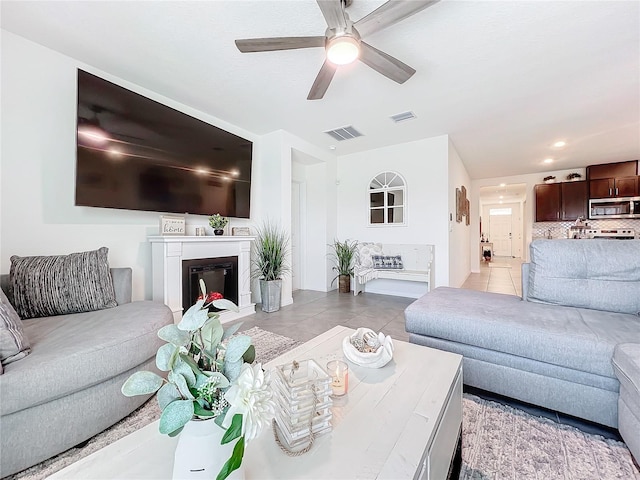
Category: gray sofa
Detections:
[
  {"x1": 0, "y1": 268, "x2": 173, "y2": 477},
  {"x1": 405, "y1": 239, "x2": 640, "y2": 462}
]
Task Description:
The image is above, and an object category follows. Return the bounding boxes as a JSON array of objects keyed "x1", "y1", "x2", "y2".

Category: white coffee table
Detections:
[{"x1": 49, "y1": 326, "x2": 462, "y2": 480}]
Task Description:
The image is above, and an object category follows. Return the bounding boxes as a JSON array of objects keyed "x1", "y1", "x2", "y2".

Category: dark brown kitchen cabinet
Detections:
[
  {"x1": 535, "y1": 181, "x2": 587, "y2": 222},
  {"x1": 587, "y1": 160, "x2": 639, "y2": 198},
  {"x1": 535, "y1": 183, "x2": 561, "y2": 221},
  {"x1": 561, "y1": 181, "x2": 588, "y2": 220},
  {"x1": 589, "y1": 176, "x2": 638, "y2": 198}
]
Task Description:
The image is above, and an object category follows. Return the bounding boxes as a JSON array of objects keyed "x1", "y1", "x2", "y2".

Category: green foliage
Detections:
[
  {"x1": 159, "y1": 399, "x2": 195, "y2": 434},
  {"x1": 208, "y1": 214, "x2": 229, "y2": 229},
  {"x1": 329, "y1": 238, "x2": 358, "y2": 284},
  {"x1": 221, "y1": 414, "x2": 243, "y2": 445},
  {"x1": 216, "y1": 436, "x2": 245, "y2": 480},
  {"x1": 121, "y1": 371, "x2": 164, "y2": 396},
  {"x1": 251, "y1": 221, "x2": 290, "y2": 281}
]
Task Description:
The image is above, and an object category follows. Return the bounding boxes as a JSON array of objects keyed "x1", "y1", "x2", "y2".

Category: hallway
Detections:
[{"x1": 461, "y1": 256, "x2": 523, "y2": 297}]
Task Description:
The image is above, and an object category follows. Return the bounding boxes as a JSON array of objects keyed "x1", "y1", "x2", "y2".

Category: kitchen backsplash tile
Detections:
[{"x1": 532, "y1": 218, "x2": 640, "y2": 239}]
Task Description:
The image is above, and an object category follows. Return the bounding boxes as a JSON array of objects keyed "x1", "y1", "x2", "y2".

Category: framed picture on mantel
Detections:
[{"x1": 160, "y1": 215, "x2": 185, "y2": 236}]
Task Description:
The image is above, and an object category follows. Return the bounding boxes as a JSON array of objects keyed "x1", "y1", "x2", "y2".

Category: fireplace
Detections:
[
  {"x1": 182, "y1": 256, "x2": 238, "y2": 313},
  {"x1": 150, "y1": 235, "x2": 255, "y2": 324}
]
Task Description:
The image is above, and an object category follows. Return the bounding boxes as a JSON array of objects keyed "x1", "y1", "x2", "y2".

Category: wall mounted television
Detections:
[{"x1": 75, "y1": 69, "x2": 252, "y2": 218}]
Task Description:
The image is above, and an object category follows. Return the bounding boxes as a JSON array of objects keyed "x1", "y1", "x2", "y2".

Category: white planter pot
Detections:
[
  {"x1": 172, "y1": 419, "x2": 245, "y2": 480},
  {"x1": 259, "y1": 279, "x2": 282, "y2": 313}
]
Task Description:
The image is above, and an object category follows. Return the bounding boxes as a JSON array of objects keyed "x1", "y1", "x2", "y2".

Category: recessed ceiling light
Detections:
[
  {"x1": 543, "y1": 158, "x2": 554, "y2": 164},
  {"x1": 553, "y1": 141, "x2": 566, "y2": 148},
  {"x1": 499, "y1": 183, "x2": 506, "y2": 187},
  {"x1": 329, "y1": 145, "x2": 336, "y2": 150},
  {"x1": 499, "y1": 195, "x2": 504, "y2": 199}
]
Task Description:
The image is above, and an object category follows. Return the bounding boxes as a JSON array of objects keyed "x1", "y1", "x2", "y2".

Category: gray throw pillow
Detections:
[
  {"x1": 10, "y1": 247, "x2": 117, "y2": 319},
  {"x1": 0, "y1": 287, "x2": 31, "y2": 366}
]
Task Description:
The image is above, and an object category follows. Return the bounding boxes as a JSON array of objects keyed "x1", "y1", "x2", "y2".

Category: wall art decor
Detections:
[{"x1": 455, "y1": 186, "x2": 469, "y2": 226}]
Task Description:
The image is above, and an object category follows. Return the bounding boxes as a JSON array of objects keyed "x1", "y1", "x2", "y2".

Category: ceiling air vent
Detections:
[
  {"x1": 324, "y1": 125, "x2": 363, "y2": 141},
  {"x1": 390, "y1": 111, "x2": 416, "y2": 123}
]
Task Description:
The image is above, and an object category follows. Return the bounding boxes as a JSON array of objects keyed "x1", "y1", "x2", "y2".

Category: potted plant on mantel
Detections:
[
  {"x1": 329, "y1": 239, "x2": 358, "y2": 293},
  {"x1": 209, "y1": 214, "x2": 229, "y2": 236},
  {"x1": 251, "y1": 221, "x2": 290, "y2": 313}
]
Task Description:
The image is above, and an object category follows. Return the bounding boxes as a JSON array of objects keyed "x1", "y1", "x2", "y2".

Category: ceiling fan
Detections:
[{"x1": 235, "y1": 0, "x2": 440, "y2": 100}]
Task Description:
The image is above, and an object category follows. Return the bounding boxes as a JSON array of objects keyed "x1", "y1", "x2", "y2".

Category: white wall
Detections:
[
  {"x1": 470, "y1": 166, "x2": 587, "y2": 271},
  {"x1": 448, "y1": 139, "x2": 472, "y2": 287},
  {"x1": 336, "y1": 135, "x2": 451, "y2": 287},
  {"x1": 0, "y1": 31, "x2": 290, "y2": 302}
]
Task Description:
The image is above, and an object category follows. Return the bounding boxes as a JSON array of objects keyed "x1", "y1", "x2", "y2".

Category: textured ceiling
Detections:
[{"x1": 2, "y1": 0, "x2": 638, "y2": 179}]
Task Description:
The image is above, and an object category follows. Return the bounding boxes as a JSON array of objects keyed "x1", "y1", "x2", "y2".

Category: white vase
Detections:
[{"x1": 172, "y1": 418, "x2": 245, "y2": 480}]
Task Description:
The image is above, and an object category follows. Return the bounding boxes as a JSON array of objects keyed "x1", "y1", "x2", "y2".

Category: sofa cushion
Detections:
[
  {"x1": 405, "y1": 287, "x2": 640, "y2": 378},
  {"x1": 613, "y1": 343, "x2": 640, "y2": 401},
  {"x1": 0, "y1": 288, "x2": 31, "y2": 365},
  {"x1": 0, "y1": 300, "x2": 172, "y2": 416},
  {"x1": 10, "y1": 247, "x2": 117, "y2": 319},
  {"x1": 527, "y1": 239, "x2": 640, "y2": 315}
]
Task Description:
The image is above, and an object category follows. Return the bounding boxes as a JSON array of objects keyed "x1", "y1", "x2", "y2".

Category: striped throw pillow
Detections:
[
  {"x1": 1, "y1": 287, "x2": 31, "y2": 366},
  {"x1": 10, "y1": 247, "x2": 117, "y2": 319}
]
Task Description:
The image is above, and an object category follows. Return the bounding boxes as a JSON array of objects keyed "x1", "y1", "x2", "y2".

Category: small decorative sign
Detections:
[
  {"x1": 232, "y1": 227, "x2": 251, "y2": 236},
  {"x1": 160, "y1": 215, "x2": 186, "y2": 236}
]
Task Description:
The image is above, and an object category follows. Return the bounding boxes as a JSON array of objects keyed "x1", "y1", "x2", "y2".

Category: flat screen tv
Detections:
[{"x1": 75, "y1": 69, "x2": 252, "y2": 218}]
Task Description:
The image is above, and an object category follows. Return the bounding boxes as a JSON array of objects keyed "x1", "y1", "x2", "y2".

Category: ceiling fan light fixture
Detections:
[{"x1": 326, "y1": 36, "x2": 360, "y2": 65}]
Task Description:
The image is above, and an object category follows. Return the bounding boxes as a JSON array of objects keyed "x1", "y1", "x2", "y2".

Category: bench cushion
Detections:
[
  {"x1": 405, "y1": 287, "x2": 640, "y2": 378},
  {"x1": 527, "y1": 239, "x2": 640, "y2": 315}
]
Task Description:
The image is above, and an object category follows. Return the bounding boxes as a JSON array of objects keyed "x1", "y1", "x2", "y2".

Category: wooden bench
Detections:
[{"x1": 353, "y1": 243, "x2": 435, "y2": 298}]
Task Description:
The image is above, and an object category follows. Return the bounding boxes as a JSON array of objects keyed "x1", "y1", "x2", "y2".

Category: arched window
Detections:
[{"x1": 368, "y1": 171, "x2": 406, "y2": 226}]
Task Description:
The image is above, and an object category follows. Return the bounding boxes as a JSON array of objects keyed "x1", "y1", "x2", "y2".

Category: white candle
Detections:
[{"x1": 327, "y1": 360, "x2": 348, "y2": 396}]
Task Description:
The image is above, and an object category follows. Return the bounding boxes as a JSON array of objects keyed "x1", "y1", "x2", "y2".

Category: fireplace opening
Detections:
[{"x1": 182, "y1": 256, "x2": 238, "y2": 313}]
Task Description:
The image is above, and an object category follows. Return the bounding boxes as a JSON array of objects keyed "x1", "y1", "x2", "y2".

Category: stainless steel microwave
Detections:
[{"x1": 589, "y1": 196, "x2": 640, "y2": 219}]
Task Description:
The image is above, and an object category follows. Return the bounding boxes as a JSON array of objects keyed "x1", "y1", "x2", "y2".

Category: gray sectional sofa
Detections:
[
  {"x1": 405, "y1": 239, "x2": 640, "y2": 462},
  {"x1": 0, "y1": 268, "x2": 173, "y2": 477}
]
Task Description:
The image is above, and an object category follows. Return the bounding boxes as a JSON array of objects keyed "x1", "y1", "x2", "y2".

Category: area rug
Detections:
[
  {"x1": 8, "y1": 329, "x2": 639, "y2": 480},
  {"x1": 461, "y1": 394, "x2": 640, "y2": 480}
]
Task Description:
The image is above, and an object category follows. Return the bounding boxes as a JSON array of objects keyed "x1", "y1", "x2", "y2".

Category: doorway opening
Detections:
[{"x1": 479, "y1": 183, "x2": 526, "y2": 260}]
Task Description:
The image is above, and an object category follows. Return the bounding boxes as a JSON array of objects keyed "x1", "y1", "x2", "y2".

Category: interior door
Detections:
[
  {"x1": 490, "y1": 214, "x2": 512, "y2": 257},
  {"x1": 291, "y1": 182, "x2": 301, "y2": 291}
]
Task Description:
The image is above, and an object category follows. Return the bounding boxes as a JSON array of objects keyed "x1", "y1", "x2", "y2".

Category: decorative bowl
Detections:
[{"x1": 342, "y1": 327, "x2": 394, "y2": 368}]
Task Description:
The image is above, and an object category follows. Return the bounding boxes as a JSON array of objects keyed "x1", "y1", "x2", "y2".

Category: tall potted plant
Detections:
[
  {"x1": 252, "y1": 221, "x2": 290, "y2": 313},
  {"x1": 329, "y1": 239, "x2": 358, "y2": 293}
]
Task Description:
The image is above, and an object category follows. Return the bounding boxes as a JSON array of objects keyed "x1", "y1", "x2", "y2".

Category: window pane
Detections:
[
  {"x1": 489, "y1": 208, "x2": 512, "y2": 216},
  {"x1": 388, "y1": 207, "x2": 403, "y2": 223},
  {"x1": 388, "y1": 176, "x2": 403, "y2": 187},
  {"x1": 370, "y1": 192, "x2": 384, "y2": 207},
  {"x1": 387, "y1": 190, "x2": 404, "y2": 206},
  {"x1": 370, "y1": 209, "x2": 384, "y2": 224}
]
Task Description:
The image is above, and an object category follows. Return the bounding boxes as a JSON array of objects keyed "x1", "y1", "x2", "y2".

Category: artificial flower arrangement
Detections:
[{"x1": 122, "y1": 280, "x2": 275, "y2": 480}]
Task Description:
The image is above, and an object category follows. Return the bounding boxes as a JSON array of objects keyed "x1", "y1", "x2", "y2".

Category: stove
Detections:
[{"x1": 585, "y1": 229, "x2": 636, "y2": 239}]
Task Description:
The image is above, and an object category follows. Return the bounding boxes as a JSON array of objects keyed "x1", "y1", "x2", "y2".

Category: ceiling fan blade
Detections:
[
  {"x1": 307, "y1": 61, "x2": 338, "y2": 100},
  {"x1": 359, "y1": 41, "x2": 415, "y2": 84},
  {"x1": 354, "y1": 0, "x2": 440, "y2": 38},
  {"x1": 316, "y1": 0, "x2": 348, "y2": 30},
  {"x1": 235, "y1": 36, "x2": 325, "y2": 53}
]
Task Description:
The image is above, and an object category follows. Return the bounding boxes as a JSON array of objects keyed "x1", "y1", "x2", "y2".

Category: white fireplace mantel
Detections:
[{"x1": 149, "y1": 236, "x2": 256, "y2": 323}]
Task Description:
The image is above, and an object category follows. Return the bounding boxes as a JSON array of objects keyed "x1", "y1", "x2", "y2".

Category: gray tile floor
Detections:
[{"x1": 229, "y1": 289, "x2": 413, "y2": 343}]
